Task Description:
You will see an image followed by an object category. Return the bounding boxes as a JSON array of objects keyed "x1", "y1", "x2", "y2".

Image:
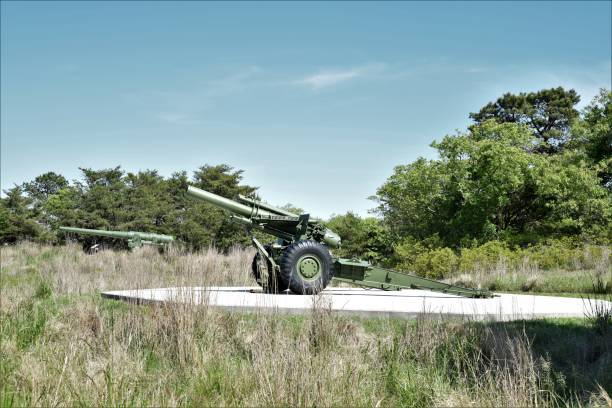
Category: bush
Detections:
[
  {"x1": 521, "y1": 240, "x2": 580, "y2": 270},
  {"x1": 394, "y1": 237, "x2": 609, "y2": 280},
  {"x1": 393, "y1": 237, "x2": 427, "y2": 269},
  {"x1": 412, "y1": 248, "x2": 458, "y2": 279},
  {"x1": 459, "y1": 241, "x2": 516, "y2": 273},
  {"x1": 393, "y1": 239, "x2": 458, "y2": 279}
]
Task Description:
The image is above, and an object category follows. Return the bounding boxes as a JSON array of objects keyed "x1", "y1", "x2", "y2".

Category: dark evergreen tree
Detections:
[{"x1": 470, "y1": 87, "x2": 580, "y2": 153}]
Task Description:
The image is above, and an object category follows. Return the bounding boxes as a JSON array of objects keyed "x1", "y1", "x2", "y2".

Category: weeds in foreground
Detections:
[
  {"x1": 584, "y1": 295, "x2": 612, "y2": 336},
  {"x1": 1, "y1": 243, "x2": 611, "y2": 406}
]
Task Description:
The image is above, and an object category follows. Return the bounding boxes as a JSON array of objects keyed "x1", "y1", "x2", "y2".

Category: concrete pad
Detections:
[{"x1": 101, "y1": 286, "x2": 612, "y2": 321}]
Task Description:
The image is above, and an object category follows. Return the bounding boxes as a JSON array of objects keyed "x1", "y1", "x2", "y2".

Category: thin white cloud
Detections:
[
  {"x1": 295, "y1": 63, "x2": 386, "y2": 89},
  {"x1": 157, "y1": 113, "x2": 201, "y2": 125},
  {"x1": 203, "y1": 65, "x2": 262, "y2": 95},
  {"x1": 467, "y1": 67, "x2": 486, "y2": 73},
  {"x1": 297, "y1": 69, "x2": 362, "y2": 89}
]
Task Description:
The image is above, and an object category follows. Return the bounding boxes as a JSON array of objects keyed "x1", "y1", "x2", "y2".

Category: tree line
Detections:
[
  {"x1": 2, "y1": 87, "x2": 610, "y2": 270},
  {"x1": 0, "y1": 164, "x2": 258, "y2": 250}
]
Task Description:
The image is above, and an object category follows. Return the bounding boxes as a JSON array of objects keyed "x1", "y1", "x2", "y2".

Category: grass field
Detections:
[{"x1": 1, "y1": 243, "x2": 611, "y2": 406}]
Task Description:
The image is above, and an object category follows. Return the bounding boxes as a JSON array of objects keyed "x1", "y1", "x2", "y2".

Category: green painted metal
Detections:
[
  {"x1": 60, "y1": 226, "x2": 174, "y2": 249},
  {"x1": 187, "y1": 186, "x2": 340, "y2": 249},
  {"x1": 237, "y1": 194, "x2": 298, "y2": 217},
  {"x1": 186, "y1": 185, "x2": 494, "y2": 298},
  {"x1": 187, "y1": 186, "x2": 277, "y2": 218},
  {"x1": 297, "y1": 254, "x2": 322, "y2": 280},
  {"x1": 333, "y1": 258, "x2": 491, "y2": 298}
]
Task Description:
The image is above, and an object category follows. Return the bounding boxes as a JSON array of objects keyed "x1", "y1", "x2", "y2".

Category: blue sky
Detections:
[{"x1": 2, "y1": 1, "x2": 610, "y2": 217}]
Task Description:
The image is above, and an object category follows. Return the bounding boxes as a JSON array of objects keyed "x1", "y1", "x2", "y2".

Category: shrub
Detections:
[
  {"x1": 393, "y1": 237, "x2": 427, "y2": 270},
  {"x1": 459, "y1": 241, "x2": 516, "y2": 273},
  {"x1": 521, "y1": 238, "x2": 583, "y2": 270},
  {"x1": 583, "y1": 245, "x2": 606, "y2": 268},
  {"x1": 413, "y1": 248, "x2": 458, "y2": 279},
  {"x1": 392, "y1": 238, "x2": 458, "y2": 279}
]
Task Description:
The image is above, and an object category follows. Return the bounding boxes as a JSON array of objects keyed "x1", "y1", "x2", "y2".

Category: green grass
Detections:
[
  {"x1": 490, "y1": 318, "x2": 612, "y2": 396},
  {"x1": 1, "y1": 243, "x2": 611, "y2": 407},
  {"x1": 449, "y1": 265, "x2": 611, "y2": 296}
]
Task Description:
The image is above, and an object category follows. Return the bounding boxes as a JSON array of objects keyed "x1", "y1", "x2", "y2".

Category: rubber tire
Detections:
[
  {"x1": 251, "y1": 245, "x2": 289, "y2": 293},
  {"x1": 279, "y1": 240, "x2": 333, "y2": 295}
]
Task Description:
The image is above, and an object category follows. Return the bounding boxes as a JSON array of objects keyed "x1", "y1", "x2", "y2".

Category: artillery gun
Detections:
[
  {"x1": 60, "y1": 226, "x2": 174, "y2": 252},
  {"x1": 186, "y1": 186, "x2": 493, "y2": 298}
]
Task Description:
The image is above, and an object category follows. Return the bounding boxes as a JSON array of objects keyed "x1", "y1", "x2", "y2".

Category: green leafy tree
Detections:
[
  {"x1": 0, "y1": 164, "x2": 260, "y2": 250},
  {"x1": 18, "y1": 172, "x2": 73, "y2": 241},
  {"x1": 470, "y1": 87, "x2": 580, "y2": 153},
  {"x1": 279, "y1": 203, "x2": 305, "y2": 215},
  {"x1": 0, "y1": 186, "x2": 42, "y2": 243},
  {"x1": 374, "y1": 158, "x2": 451, "y2": 243},
  {"x1": 41, "y1": 186, "x2": 81, "y2": 234},
  {"x1": 533, "y1": 151, "x2": 611, "y2": 239},
  {"x1": 74, "y1": 166, "x2": 127, "y2": 229},
  {"x1": 58, "y1": 167, "x2": 130, "y2": 248},
  {"x1": 437, "y1": 122, "x2": 546, "y2": 244},
  {"x1": 122, "y1": 170, "x2": 172, "y2": 231},
  {"x1": 190, "y1": 164, "x2": 258, "y2": 250},
  {"x1": 192, "y1": 164, "x2": 256, "y2": 197},
  {"x1": 375, "y1": 120, "x2": 611, "y2": 247},
  {"x1": 22, "y1": 172, "x2": 68, "y2": 202},
  {"x1": 163, "y1": 170, "x2": 221, "y2": 250},
  {"x1": 570, "y1": 89, "x2": 612, "y2": 189},
  {"x1": 326, "y1": 212, "x2": 391, "y2": 262}
]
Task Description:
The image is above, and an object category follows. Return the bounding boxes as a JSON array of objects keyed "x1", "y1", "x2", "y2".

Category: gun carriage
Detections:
[{"x1": 186, "y1": 186, "x2": 492, "y2": 298}]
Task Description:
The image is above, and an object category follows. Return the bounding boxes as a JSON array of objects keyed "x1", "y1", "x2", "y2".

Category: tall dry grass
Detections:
[
  {"x1": 1, "y1": 242, "x2": 254, "y2": 296},
  {"x1": 450, "y1": 245, "x2": 611, "y2": 295},
  {"x1": 1, "y1": 243, "x2": 610, "y2": 407}
]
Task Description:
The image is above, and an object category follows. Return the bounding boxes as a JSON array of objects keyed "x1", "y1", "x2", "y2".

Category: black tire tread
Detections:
[{"x1": 279, "y1": 240, "x2": 333, "y2": 295}]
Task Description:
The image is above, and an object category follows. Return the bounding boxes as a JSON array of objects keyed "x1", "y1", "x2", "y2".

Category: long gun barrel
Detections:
[
  {"x1": 60, "y1": 226, "x2": 174, "y2": 248},
  {"x1": 186, "y1": 186, "x2": 282, "y2": 219},
  {"x1": 186, "y1": 186, "x2": 341, "y2": 248}
]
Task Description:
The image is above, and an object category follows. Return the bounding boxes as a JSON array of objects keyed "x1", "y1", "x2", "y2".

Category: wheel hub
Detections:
[{"x1": 297, "y1": 255, "x2": 321, "y2": 279}]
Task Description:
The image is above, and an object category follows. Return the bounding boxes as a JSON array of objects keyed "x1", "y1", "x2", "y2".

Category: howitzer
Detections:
[
  {"x1": 60, "y1": 226, "x2": 174, "y2": 250},
  {"x1": 186, "y1": 186, "x2": 493, "y2": 298}
]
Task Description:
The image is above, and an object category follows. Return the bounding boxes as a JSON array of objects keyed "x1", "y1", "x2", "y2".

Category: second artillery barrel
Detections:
[
  {"x1": 59, "y1": 226, "x2": 174, "y2": 243},
  {"x1": 186, "y1": 186, "x2": 281, "y2": 219}
]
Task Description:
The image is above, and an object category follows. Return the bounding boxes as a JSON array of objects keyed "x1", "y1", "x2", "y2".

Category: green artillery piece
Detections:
[
  {"x1": 59, "y1": 226, "x2": 174, "y2": 251},
  {"x1": 186, "y1": 186, "x2": 493, "y2": 298}
]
